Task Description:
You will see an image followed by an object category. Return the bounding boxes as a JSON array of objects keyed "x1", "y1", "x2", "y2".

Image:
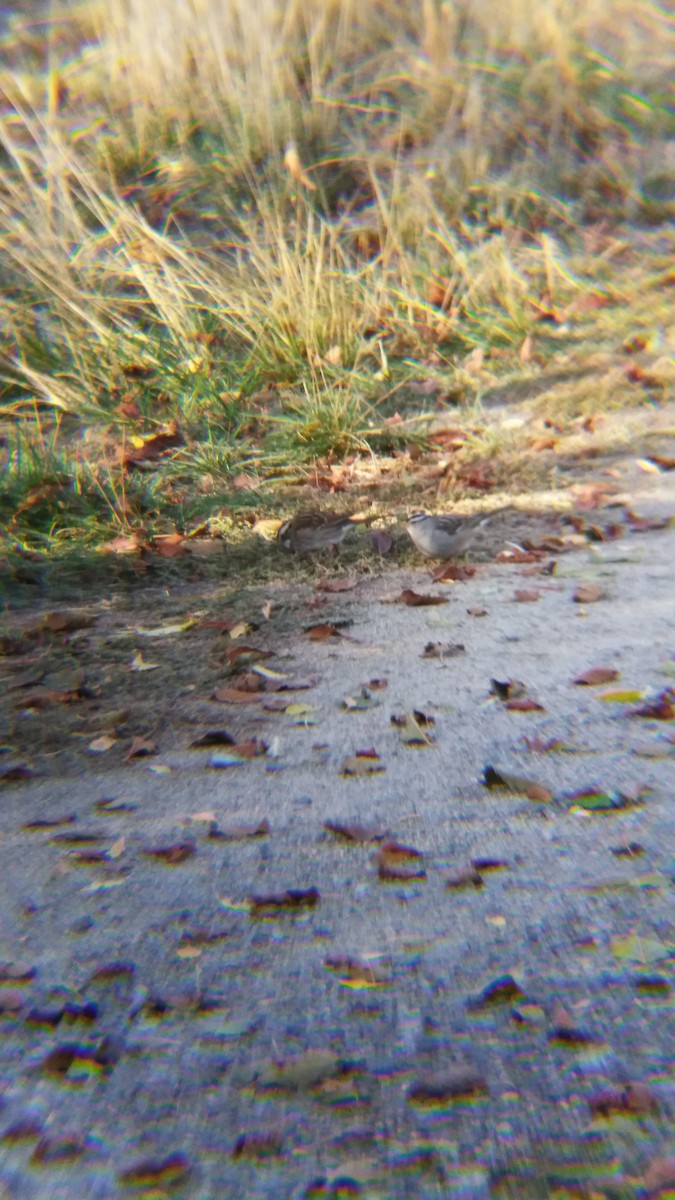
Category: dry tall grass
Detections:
[{"x1": 0, "y1": 0, "x2": 673, "y2": 562}]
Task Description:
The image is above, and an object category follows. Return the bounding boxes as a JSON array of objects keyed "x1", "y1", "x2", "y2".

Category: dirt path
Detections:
[{"x1": 0, "y1": 473, "x2": 674, "y2": 1200}]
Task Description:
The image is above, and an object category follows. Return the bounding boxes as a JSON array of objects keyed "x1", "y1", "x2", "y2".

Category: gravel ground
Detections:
[{"x1": 0, "y1": 477, "x2": 674, "y2": 1200}]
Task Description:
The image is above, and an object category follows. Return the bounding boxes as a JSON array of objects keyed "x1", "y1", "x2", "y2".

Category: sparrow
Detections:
[
  {"x1": 277, "y1": 511, "x2": 358, "y2": 553},
  {"x1": 406, "y1": 507, "x2": 511, "y2": 559}
]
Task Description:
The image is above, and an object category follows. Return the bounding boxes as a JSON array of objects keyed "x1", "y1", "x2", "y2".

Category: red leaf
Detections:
[{"x1": 572, "y1": 666, "x2": 620, "y2": 686}]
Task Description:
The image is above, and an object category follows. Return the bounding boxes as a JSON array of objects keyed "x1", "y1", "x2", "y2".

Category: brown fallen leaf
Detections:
[
  {"x1": 629, "y1": 690, "x2": 675, "y2": 720},
  {"x1": 421, "y1": 641, "x2": 465, "y2": 659},
  {"x1": 445, "y1": 865, "x2": 483, "y2": 890},
  {"x1": 572, "y1": 666, "x2": 620, "y2": 686},
  {"x1": 118, "y1": 1153, "x2": 192, "y2": 1188},
  {"x1": 643, "y1": 1155, "x2": 675, "y2": 1197},
  {"x1": 589, "y1": 1082, "x2": 658, "y2": 1117},
  {"x1": 548, "y1": 1000, "x2": 597, "y2": 1045},
  {"x1": 232, "y1": 1131, "x2": 283, "y2": 1159},
  {"x1": 490, "y1": 678, "x2": 527, "y2": 701},
  {"x1": 248, "y1": 888, "x2": 320, "y2": 916},
  {"x1": 304, "y1": 622, "x2": 351, "y2": 641},
  {"x1": 324, "y1": 956, "x2": 391, "y2": 986},
  {"x1": 125, "y1": 737, "x2": 157, "y2": 760},
  {"x1": 467, "y1": 605, "x2": 488, "y2": 617},
  {"x1": 22, "y1": 814, "x2": 77, "y2": 830},
  {"x1": 431, "y1": 563, "x2": 476, "y2": 583},
  {"x1": 496, "y1": 548, "x2": 545, "y2": 564},
  {"x1": 513, "y1": 589, "x2": 540, "y2": 603},
  {"x1": 467, "y1": 975, "x2": 524, "y2": 1009},
  {"x1": 378, "y1": 839, "x2": 423, "y2": 861},
  {"x1": 317, "y1": 577, "x2": 358, "y2": 593},
  {"x1": 573, "y1": 583, "x2": 606, "y2": 603},
  {"x1": 391, "y1": 711, "x2": 435, "y2": 746},
  {"x1": 377, "y1": 840, "x2": 426, "y2": 881},
  {"x1": 341, "y1": 750, "x2": 385, "y2": 777},
  {"x1": 151, "y1": 532, "x2": 186, "y2": 558},
  {"x1": 121, "y1": 421, "x2": 184, "y2": 468},
  {"x1": 189, "y1": 730, "x2": 236, "y2": 748},
  {"x1": 31, "y1": 1135, "x2": 86, "y2": 1165},
  {"x1": 407, "y1": 1065, "x2": 488, "y2": 1105},
  {"x1": 482, "y1": 766, "x2": 552, "y2": 802},
  {"x1": 0, "y1": 961, "x2": 36, "y2": 983},
  {"x1": 142, "y1": 843, "x2": 196, "y2": 865},
  {"x1": 505, "y1": 697, "x2": 545, "y2": 712},
  {"x1": 378, "y1": 858, "x2": 427, "y2": 882},
  {"x1": 208, "y1": 819, "x2": 270, "y2": 841},
  {"x1": 471, "y1": 856, "x2": 509, "y2": 871},
  {"x1": 393, "y1": 589, "x2": 448, "y2": 607},
  {"x1": 0, "y1": 764, "x2": 33, "y2": 783},
  {"x1": 323, "y1": 821, "x2": 388, "y2": 844}
]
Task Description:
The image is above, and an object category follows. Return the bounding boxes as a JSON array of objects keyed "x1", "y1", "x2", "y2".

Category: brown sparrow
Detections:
[
  {"x1": 277, "y1": 511, "x2": 358, "y2": 553},
  {"x1": 406, "y1": 507, "x2": 511, "y2": 558}
]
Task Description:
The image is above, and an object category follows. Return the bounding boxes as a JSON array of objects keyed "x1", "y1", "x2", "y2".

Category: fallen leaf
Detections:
[
  {"x1": 100, "y1": 532, "x2": 146, "y2": 556},
  {"x1": 445, "y1": 865, "x2": 483, "y2": 889},
  {"x1": 0, "y1": 961, "x2": 35, "y2": 983},
  {"x1": 0, "y1": 764, "x2": 34, "y2": 783},
  {"x1": 467, "y1": 606, "x2": 488, "y2": 617},
  {"x1": 393, "y1": 590, "x2": 448, "y2": 607},
  {"x1": 151, "y1": 532, "x2": 186, "y2": 558},
  {"x1": 31, "y1": 1135, "x2": 86, "y2": 1165},
  {"x1": 589, "y1": 1082, "x2": 659, "y2": 1118},
  {"x1": 317, "y1": 577, "x2": 358, "y2": 593},
  {"x1": 22, "y1": 814, "x2": 76, "y2": 830},
  {"x1": 324, "y1": 821, "x2": 388, "y2": 844},
  {"x1": 208, "y1": 819, "x2": 270, "y2": 841},
  {"x1": 208, "y1": 751, "x2": 246, "y2": 768},
  {"x1": 505, "y1": 697, "x2": 545, "y2": 712},
  {"x1": 88, "y1": 735, "x2": 117, "y2": 753},
  {"x1": 341, "y1": 750, "x2": 385, "y2": 777},
  {"x1": 513, "y1": 589, "x2": 540, "y2": 603},
  {"x1": 324, "y1": 956, "x2": 391, "y2": 988},
  {"x1": 252, "y1": 1049, "x2": 350, "y2": 1092},
  {"x1": 34, "y1": 609, "x2": 96, "y2": 634},
  {"x1": 377, "y1": 840, "x2": 426, "y2": 881},
  {"x1": 134, "y1": 618, "x2": 195, "y2": 637},
  {"x1": 431, "y1": 563, "x2": 476, "y2": 583},
  {"x1": 573, "y1": 584, "x2": 606, "y2": 603},
  {"x1": 471, "y1": 856, "x2": 509, "y2": 871},
  {"x1": 572, "y1": 666, "x2": 620, "y2": 686},
  {"x1": 305, "y1": 622, "x2": 352, "y2": 641},
  {"x1": 610, "y1": 933, "x2": 672, "y2": 964},
  {"x1": 407, "y1": 1066, "x2": 488, "y2": 1105},
  {"x1": 189, "y1": 730, "x2": 236, "y2": 748},
  {"x1": 248, "y1": 888, "x2": 320, "y2": 916},
  {"x1": 341, "y1": 686, "x2": 380, "y2": 712},
  {"x1": 391, "y1": 711, "x2": 435, "y2": 746},
  {"x1": 466, "y1": 975, "x2": 524, "y2": 1010},
  {"x1": 118, "y1": 1153, "x2": 192, "y2": 1188},
  {"x1": 598, "y1": 688, "x2": 645, "y2": 703},
  {"x1": 489, "y1": 679, "x2": 528, "y2": 701},
  {"x1": 642, "y1": 1156, "x2": 675, "y2": 1196},
  {"x1": 142, "y1": 843, "x2": 196, "y2": 865},
  {"x1": 232, "y1": 1131, "x2": 283, "y2": 1160},
  {"x1": 482, "y1": 766, "x2": 552, "y2": 802},
  {"x1": 125, "y1": 736, "x2": 157, "y2": 760},
  {"x1": 130, "y1": 650, "x2": 159, "y2": 672},
  {"x1": 629, "y1": 690, "x2": 675, "y2": 720},
  {"x1": 566, "y1": 787, "x2": 640, "y2": 812},
  {"x1": 421, "y1": 641, "x2": 465, "y2": 660}
]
